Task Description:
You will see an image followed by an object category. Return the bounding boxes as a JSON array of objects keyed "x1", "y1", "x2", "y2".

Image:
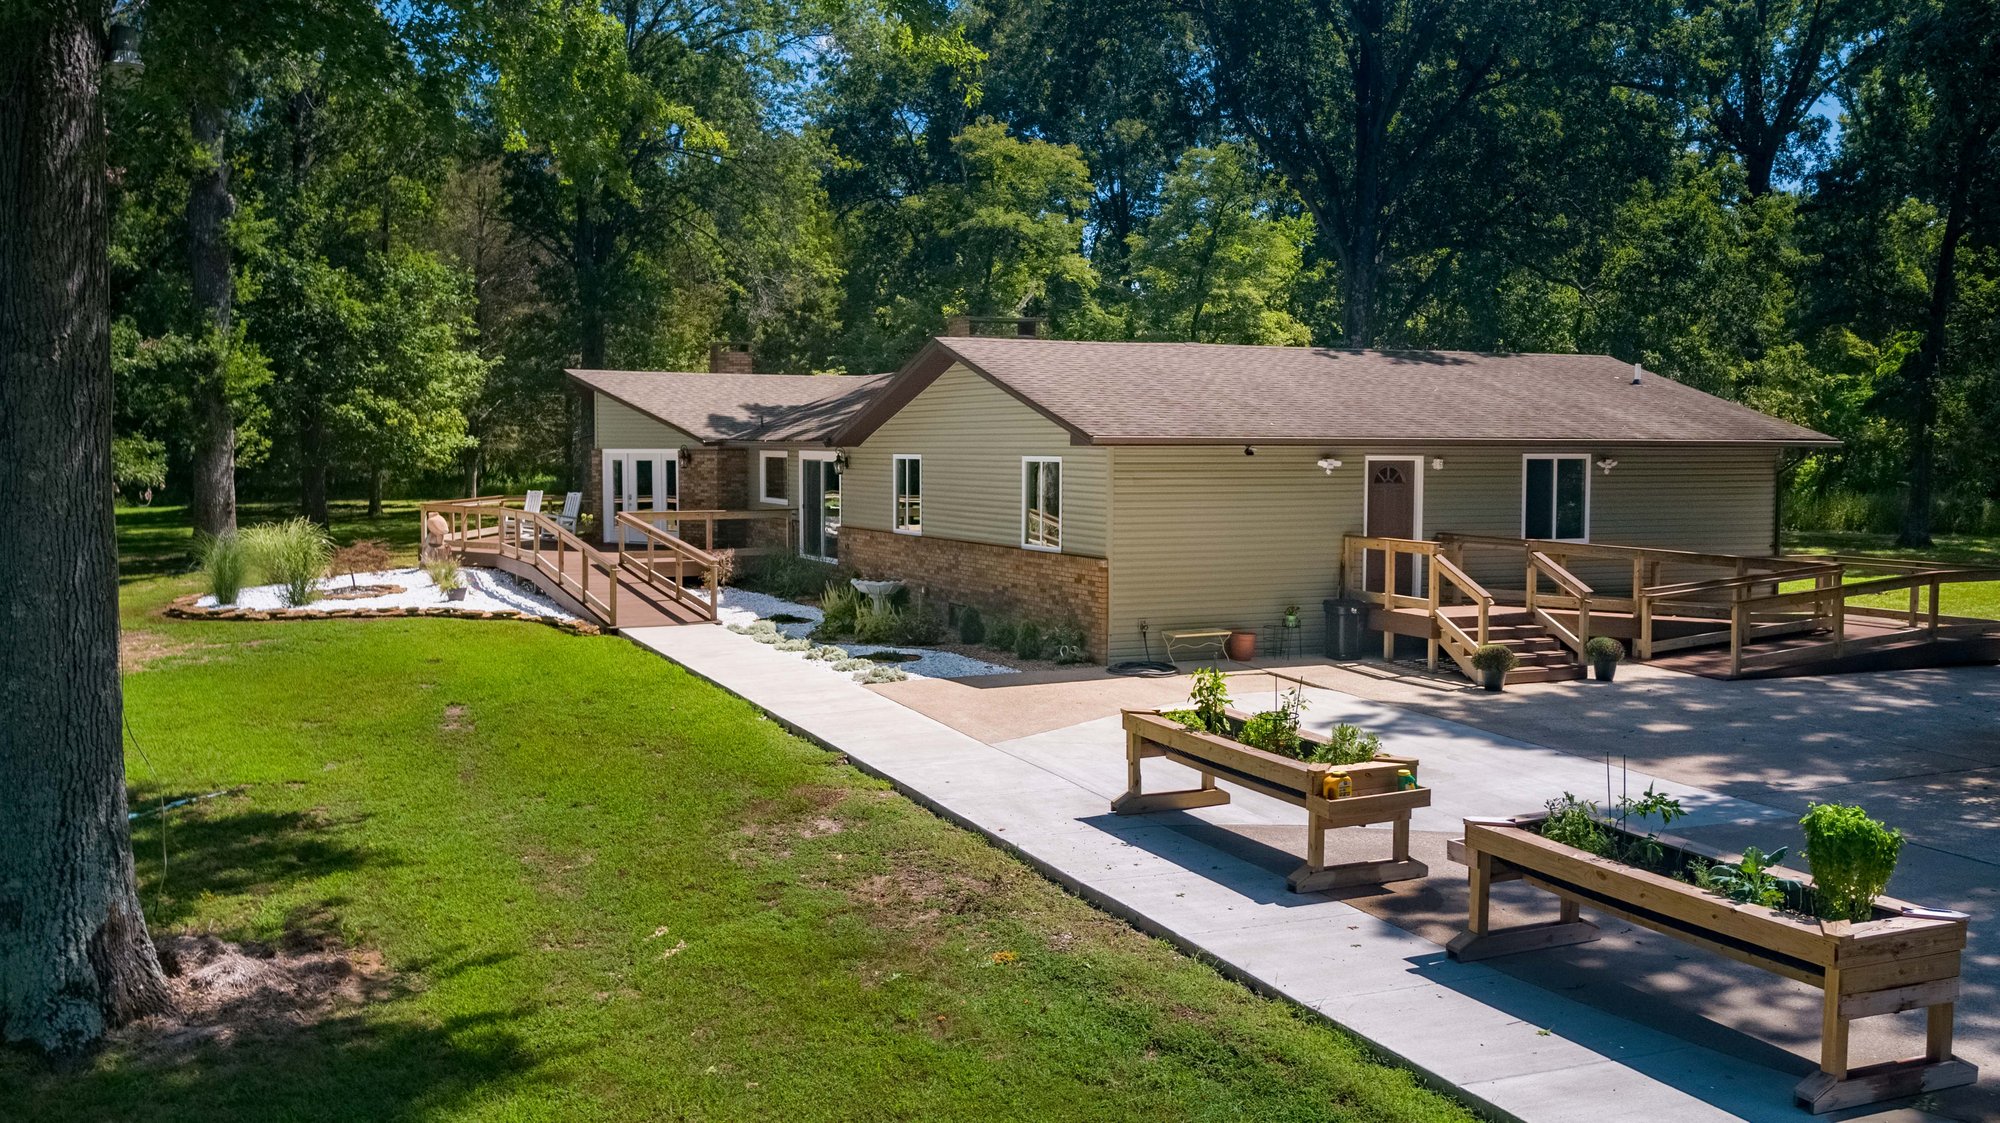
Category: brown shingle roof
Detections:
[
  {"x1": 565, "y1": 369, "x2": 893, "y2": 444},
  {"x1": 837, "y1": 339, "x2": 1837, "y2": 447}
]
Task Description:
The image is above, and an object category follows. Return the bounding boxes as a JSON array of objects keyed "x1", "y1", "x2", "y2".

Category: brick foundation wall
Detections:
[{"x1": 841, "y1": 526, "x2": 1110, "y2": 659}]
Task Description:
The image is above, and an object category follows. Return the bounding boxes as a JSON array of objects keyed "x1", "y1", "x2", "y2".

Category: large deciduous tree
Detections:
[{"x1": 1, "y1": 0, "x2": 171, "y2": 1053}]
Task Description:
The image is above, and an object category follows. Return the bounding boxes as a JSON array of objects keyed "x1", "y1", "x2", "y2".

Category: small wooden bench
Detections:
[
  {"x1": 1161, "y1": 628, "x2": 1232, "y2": 664},
  {"x1": 1113, "y1": 709, "x2": 1430, "y2": 891},
  {"x1": 1447, "y1": 816, "x2": 1977, "y2": 1114}
]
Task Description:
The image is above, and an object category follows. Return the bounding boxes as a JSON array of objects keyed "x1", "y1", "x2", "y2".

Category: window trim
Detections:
[
  {"x1": 1521, "y1": 452, "x2": 1592, "y2": 543},
  {"x1": 892, "y1": 454, "x2": 922, "y2": 535},
  {"x1": 1021, "y1": 455, "x2": 1062, "y2": 552},
  {"x1": 758, "y1": 450, "x2": 788, "y2": 505}
]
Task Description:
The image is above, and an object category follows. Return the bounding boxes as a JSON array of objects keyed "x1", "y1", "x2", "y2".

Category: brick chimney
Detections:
[
  {"x1": 942, "y1": 315, "x2": 1043, "y2": 339},
  {"x1": 709, "y1": 341, "x2": 753, "y2": 373}
]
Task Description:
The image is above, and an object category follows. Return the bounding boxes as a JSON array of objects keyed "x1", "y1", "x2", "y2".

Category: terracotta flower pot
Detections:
[{"x1": 1225, "y1": 629, "x2": 1257, "y2": 661}]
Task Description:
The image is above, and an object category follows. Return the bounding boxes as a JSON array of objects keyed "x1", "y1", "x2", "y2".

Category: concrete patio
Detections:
[{"x1": 627, "y1": 626, "x2": 1994, "y2": 1121}]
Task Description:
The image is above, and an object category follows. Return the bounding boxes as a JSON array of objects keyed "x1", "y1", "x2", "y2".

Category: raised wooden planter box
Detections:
[
  {"x1": 1447, "y1": 815, "x2": 1976, "y2": 1114},
  {"x1": 1113, "y1": 709, "x2": 1429, "y2": 892}
]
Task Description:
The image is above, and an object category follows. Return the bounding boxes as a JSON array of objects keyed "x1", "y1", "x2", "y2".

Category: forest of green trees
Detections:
[{"x1": 100, "y1": 0, "x2": 1998, "y2": 547}]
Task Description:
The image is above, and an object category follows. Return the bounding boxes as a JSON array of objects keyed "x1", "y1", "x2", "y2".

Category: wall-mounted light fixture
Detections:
[
  {"x1": 1315, "y1": 456, "x2": 1343, "y2": 475},
  {"x1": 1243, "y1": 445, "x2": 1256, "y2": 457},
  {"x1": 1596, "y1": 457, "x2": 1619, "y2": 475},
  {"x1": 833, "y1": 450, "x2": 851, "y2": 472},
  {"x1": 677, "y1": 447, "x2": 693, "y2": 466},
  {"x1": 1430, "y1": 456, "x2": 1446, "y2": 471}
]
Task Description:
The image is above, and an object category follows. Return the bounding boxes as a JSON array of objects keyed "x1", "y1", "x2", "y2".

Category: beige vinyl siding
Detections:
[
  {"x1": 843, "y1": 364, "x2": 1108, "y2": 557},
  {"x1": 1104, "y1": 444, "x2": 1779, "y2": 662},
  {"x1": 595, "y1": 393, "x2": 696, "y2": 449}
]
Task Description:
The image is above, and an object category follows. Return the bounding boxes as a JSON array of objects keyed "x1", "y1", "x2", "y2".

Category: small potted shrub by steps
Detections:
[
  {"x1": 1584, "y1": 636, "x2": 1625, "y2": 681},
  {"x1": 1470, "y1": 644, "x2": 1516, "y2": 691}
]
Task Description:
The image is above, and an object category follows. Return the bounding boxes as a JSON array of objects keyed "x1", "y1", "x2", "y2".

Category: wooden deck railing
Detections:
[
  {"x1": 1341, "y1": 534, "x2": 1439, "y2": 610},
  {"x1": 615, "y1": 511, "x2": 720, "y2": 622},
  {"x1": 1526, "y1": 550, "x2": 1593, "y2": 660},
  {"x1": 1428, "y1": 554, "x2": 1493, "y2": 676},
  {"x1": 496, "y1": 508, "x2": 620, "y2": 625}
]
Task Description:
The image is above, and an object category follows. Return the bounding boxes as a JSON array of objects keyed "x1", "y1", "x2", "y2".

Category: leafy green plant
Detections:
[
  {"x1": 1540, "y1": 793, "x2": 1611, "y2": 856},
  {"x1": 957, "y1": 606, "x2": 986, "y2": 645},
  {"x1": 817, "y1": 582, "x2": 863, "y2": 637},
  {"x1": 1047, "y1": 620, "x2": 1090, "y2": 663},
  {"x1": 896, "y1": 608, "x2": 945, "y2": 645},
  {"x1": 1160, "y1": 708, "x2": 1204, "y2": 732},
  {"x1": 853, "y1": 605, "x2": 903, "y2": 645},
  {"x1": 985, "y1": 617, "x2": 1018, "y2": 651},
  {"x1": 1012, "y1": 621, "x2": 1045, "y2": 660},
  {"x1": 1185, "y1": 667, "x2": 1231, "y2": 735},
  {"x1": 1470, "y1": 644, "x2": 1517, "y2": 674},
  {"x1": 1701, "y1": 845, "x2": 1790, "y2": 909},
  {"x1": 241, "y1": 518, "x2": 334, "y2": 607},
  {"x1": 1584, "y1": 636, "x2": 1625, "y2": 663},
  {"x1": 1799, "y1": 803, "x2": 1904, "y2": 921},
  {"x1": 742, "y1": 553, "x2": 843, "y2": 600},
  {"x1": 1303, "y1": 723, "x2": 1382, "y2": 766},
  {"x1": 198, "y1": 531, "x2": 251, "y2": 604},
  {"x1": 1238, "y1": 689, "x2": 1306, "y2": 755}
]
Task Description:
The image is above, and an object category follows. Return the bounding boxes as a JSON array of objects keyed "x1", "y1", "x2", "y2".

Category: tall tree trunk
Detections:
[
  {"x1": 367, "y1": 468, "x2": 383, "y2": 519},
  {"x1": 570, "y1": 205, "x2": 603, "y2": 493},
  {"x1": 300, "y1": 402, "x2": 330, "y2": 526},
  {"x1": 186, "y1": 101, "x2": 237, "y2": 537},
  {"x1": 1897, "y1": 155, "x2": 1972, "y2": 549},
  {"x1": 0, "y1": 2, "x2": 171, "y2": 1053}
]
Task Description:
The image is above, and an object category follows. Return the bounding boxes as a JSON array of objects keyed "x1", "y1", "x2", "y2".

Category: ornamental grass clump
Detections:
[
  {"x1": 242, "y1": 518, "x2": 333, "y2": 607},
  {"x1": 198, "y1": 531, "x2": 251, "y2": 605},
  {"x1": 1800, "y1": 803, "x2": 1905, "y2": 921}
]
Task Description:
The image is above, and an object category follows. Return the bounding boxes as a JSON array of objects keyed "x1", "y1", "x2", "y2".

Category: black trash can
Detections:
[{"x1": 1323, "y1": 599, "x2": 1365, "y2": 660}]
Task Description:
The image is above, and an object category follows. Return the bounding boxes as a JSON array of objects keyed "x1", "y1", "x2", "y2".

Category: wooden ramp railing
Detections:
[
  {"x1": 615, "y1": 511, "x2": 720, "y2": 622},
  {"x1": 496, "y1": 508, "x2": 620, "y2": 625}
]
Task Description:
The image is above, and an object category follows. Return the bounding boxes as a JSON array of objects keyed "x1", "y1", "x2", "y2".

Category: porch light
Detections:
[
  {"x1": 1243, "y1": 445, "x2": 1256, "y2": 456},
  {"x1": 833, "y1": 450, "x2": 851, "y2": 472},
  {"x1": 1316, "y1": 456, "x2": 1343, "y2": 474},
  {"x1": 1596, "y1": 457, "x2": 1619, "y2": 474},
  {"x1": 1430, "y1": 456, "x2": 1445, "y2": 471},
  {"x1": 677, "y1": 448, "x2": 692, "y2": 466}
]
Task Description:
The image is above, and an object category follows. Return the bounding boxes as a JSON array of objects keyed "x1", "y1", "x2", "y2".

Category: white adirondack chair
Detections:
[
  {"x1": 518, "y1": 489, "x2": 544, "y2": 541},
  {"x1": 553, "y1": 491, "x2": 582, "y2": 533}
]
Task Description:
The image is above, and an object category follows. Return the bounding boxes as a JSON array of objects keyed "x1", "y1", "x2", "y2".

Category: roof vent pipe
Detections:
[{"x1": 1632, "y1": 362, "x2": 1643, "y2": 385}]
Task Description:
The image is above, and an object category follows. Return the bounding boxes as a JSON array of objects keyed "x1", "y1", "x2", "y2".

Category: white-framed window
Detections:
[
  {"x1": 1523, "y1": 454, "x2": 1590, "y2": 542},
  {"x1": 893, "y1": 455, "x2": 922, "y2": 534},
  {"x1": 759, "y1": 450, "x2": 788, "y2": 504},
  {"x1": 1022, "y1": 456, "x2": 1061, "y2": 551}
]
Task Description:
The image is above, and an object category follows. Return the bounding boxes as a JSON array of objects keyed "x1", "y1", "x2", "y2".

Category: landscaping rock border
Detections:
[{"x1": 165, "y1": 594, "x2": 602, "y2": 636}]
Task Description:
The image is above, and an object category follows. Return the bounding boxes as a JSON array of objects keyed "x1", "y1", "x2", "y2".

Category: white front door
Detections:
[{"x1": 602, "y1": 450, "x2": 678, "y2": 544}]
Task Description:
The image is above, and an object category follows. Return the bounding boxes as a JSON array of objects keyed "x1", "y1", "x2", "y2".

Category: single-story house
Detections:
[{"x1": 568, "y1": 337, "x2": 1836, "y2": 662}]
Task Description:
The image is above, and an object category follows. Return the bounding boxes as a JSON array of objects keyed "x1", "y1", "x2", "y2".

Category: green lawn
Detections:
[
  {"x1": 1782, "y1": 529, "x2": 2000, "y2": 619},
  {"x1": 0, "y1": 510, "x2": 1471, "y2": 1123}
]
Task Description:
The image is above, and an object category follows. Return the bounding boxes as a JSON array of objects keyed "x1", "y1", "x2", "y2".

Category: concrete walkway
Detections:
[{"x1": 622, "y1": 625, "x2": 1927, "y2": 1122}]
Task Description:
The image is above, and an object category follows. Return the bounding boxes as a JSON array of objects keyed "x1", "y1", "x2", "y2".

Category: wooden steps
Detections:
[{"x1": 1438, "y1": 607, "x2": 1585, "y2": 683}]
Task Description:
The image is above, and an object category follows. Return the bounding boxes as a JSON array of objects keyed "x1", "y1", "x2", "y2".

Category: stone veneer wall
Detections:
[{"x1": 841, "y1": 526, "x2": 1110, "y2": 659}]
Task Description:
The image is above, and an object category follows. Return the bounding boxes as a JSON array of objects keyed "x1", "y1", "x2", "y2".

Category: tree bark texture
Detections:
[
  {"x1": 0, "y1": 2, "x2": 172, "y2": 1053},
  {"x1": 186, "y1": 100, "x2": 238, "y2": 537},
  {"x1": 300, "y1": 400, "x2": 330, "y2": 525},
  {"x1": 1897, "y1": 151, "x2": 1973, "y2": 549}
]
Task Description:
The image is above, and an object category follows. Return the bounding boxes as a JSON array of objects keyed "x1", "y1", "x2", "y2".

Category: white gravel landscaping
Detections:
[
  {"x1": 198, "y1": 567, "x2": 579, "y2": 621},
  {"x1": 717, "y1": 587, "x2": 1017, "y2": 681}
]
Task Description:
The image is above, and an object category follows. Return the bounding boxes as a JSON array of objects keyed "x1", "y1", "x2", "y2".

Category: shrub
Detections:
[
  {"x1": 1800, "y1": 803, "x2": 1905, "y2": 922},
  {"x1": 708, "y1": 548, "x2": 739, "y2": 589},
  {"x1": 747, "y1": 620, "x2": 778, "y2": 635},
  {"x1": 832, "y1": 658, "x2": 869, "y2": 672},
  {"x1": 985, "y1": 617, "x2": 1017, "y2": 651},
  {"x1": 198, "y1": 532, "x2": 251, "y2": 605},
  {"x1": 776, "y1": 637, "x2": 813, "y2": 653},
  {"x1": 1470, "y1": 644, "x2": 1517, "y2": 674},
  {"x1": 957, "y1": 606, "x2": 986, "y2": 645},
  {"x1": 1584, "y1": 636, "x2": 1625, "y2": 663},
  {"x1": 424, "y1": 558, "x2": 463, "y2": 592},
  {"x1": 242, "y1": 518, "x2": 333, "y2": 607},
  {"x1": 818, "y1": 582, "x2": 863, "y2": 637},
  {"x1": 742, "y1": 552, "x2": 842, "y2": 600},
  {"x1": 806, "y1": 645, "x2": 848, "y2": 661},
  {"x1": 855, "y1": 665, "x2": 907, "y2": 684},
  {"x1": 753, "y1": 631, "x2": 783, "y2": 644},
  {"x1": 895, "y1": 608, "x2": 945, "y2": 645},
  {"x1": 1305, "y1": 723, "x2": 1381, "y2": 766},
  {"x1": 1012, "y1": 621, "x2": 1045, "y2": 661},
  {"x1": 1046, "y1": 620, "x2": 1090, "y2": 663},
  {"x1": 331, "y1": 539, "x2": 392, "y2": 587},
  {"x1": 853, "y1": 605, "x2": 902, "y2": 645}
]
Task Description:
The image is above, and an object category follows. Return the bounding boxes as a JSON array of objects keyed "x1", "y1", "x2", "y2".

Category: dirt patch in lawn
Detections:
[
  {"x1": 441, "y1": 703, "x2": 473, "y2": 732},
  {"x1": 121, "y1": 630, "x2": 270, "y2": 673},
  {"x1": 115, "y1": 932, "x2": 393, "y2": 1060}
]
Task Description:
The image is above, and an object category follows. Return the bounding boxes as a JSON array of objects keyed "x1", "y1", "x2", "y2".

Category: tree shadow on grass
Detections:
[{"x1": 126, "y1": 793, "x2": 387, "y2": 929}]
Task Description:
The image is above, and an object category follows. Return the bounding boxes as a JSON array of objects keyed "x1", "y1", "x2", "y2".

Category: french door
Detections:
[
  {"x1": 799, "y1": 454, "x2": 840, "y2": 562},
  {"x1": 602, "y1": 450, "x2": 678, "y2": 545}
]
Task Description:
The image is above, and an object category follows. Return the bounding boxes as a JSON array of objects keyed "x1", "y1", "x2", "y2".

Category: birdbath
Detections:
[{"x1": 850, "y1": 578, "x2": 904, "y2": 613}]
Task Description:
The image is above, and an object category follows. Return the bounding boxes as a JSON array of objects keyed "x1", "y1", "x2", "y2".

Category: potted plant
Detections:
[
  {"x1": 1470, "y1": 644, "x2": 1516, "y2": 691},
  {"x1": 427, "y1": 558, "x2": 467, "y2": 601},
  {"x1": 1281, "y1": 603, "x2": 1301, "y2": 629},
  {"x1": 1584, "y1": 636, "x2": 1625, "y2": 681}
]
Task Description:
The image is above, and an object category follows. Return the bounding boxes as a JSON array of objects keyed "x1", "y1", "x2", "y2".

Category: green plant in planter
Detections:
[
  {"x1": 1281, "y1": 602, "x2": 1301, "y2": 627},
  {"x1": 1698, "y1": 845, "x2": 1791, "y2": 909},
  {"x1": 1239, "y1": 688, "x2": 1307, "y2": 755},
  {"x1": 1184, "y1": 667, "x2": 1231, "y2": 735},
  {"x1": 1470, "y1": 644, "x2": 1516, "y2": 687},
  {"x1": 1303, "y1": 722, "x2": 1381, "y2": 766},
  {"x1": 1584, "y1": 636, "x2": 1625, "y2": 663},
  {"x1": 1800, "y1": 803, "x2": 1905, "y2": 921},
  {"x1": 1541, "y1": 793, "x2": 1611, "y2": 855}
]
